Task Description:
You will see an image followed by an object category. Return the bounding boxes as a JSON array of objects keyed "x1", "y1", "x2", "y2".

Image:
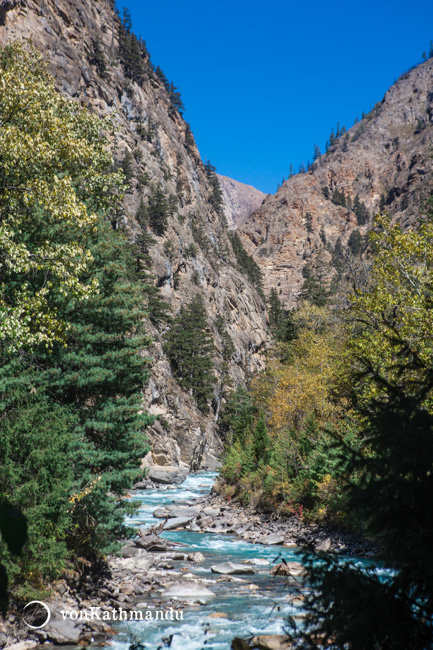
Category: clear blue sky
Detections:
[{"x1": 121, "y1": 0, "x2": 433, "y2": 194}]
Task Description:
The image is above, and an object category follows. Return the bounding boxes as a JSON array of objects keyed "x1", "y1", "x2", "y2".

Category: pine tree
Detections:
[
  {"x1": 164, "y1": 295, "x2": 216, "y2": 413},
  {"x1": 299, "y1": 257, "x2": 329, "y2": 307},
  {"x1": 147, "y1": 183, "x2": 170, "y2": 236},
  {"x1": 295, "y1": 209, "x2": 433, "y2": 648},
  {"x1": 347, "y1": 229, "x2": 363, "y2": 256},
  {"x1": 168, "y1": 82, "x2": 185, "y2": 115},
  {"x1": 253, "y1": 412, "x2": 271, "y2": 464}
]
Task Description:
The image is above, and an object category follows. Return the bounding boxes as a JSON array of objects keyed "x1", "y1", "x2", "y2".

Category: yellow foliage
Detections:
[{"x1": 0, "y1": 45, "x2": 124, "y2": 351}]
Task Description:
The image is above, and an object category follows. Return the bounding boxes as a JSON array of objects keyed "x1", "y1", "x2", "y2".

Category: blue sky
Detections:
[{"x1": 121, "y1": 0, "x2": 433, "y2": 194}]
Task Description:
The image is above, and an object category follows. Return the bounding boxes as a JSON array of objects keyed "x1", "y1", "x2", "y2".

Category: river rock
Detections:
[
  {"x1": 162, "y1": 581, "x2": 215, "y2": 599},
  {"x1": 163, "y1": 516, "x2": 194, "y2": 530},
  {"x1": 6, "y1": 643, "x2": 38, "y2": 650},
  {"x1": 148, "y1": 467, "x2": 187, "y2": 485},
  {"x1": 250, "y1": 634, "x2": 292, "y2": 649},
  {"x1": 165, "y1": 507, "x2": 200, "y2": 518},
  {"x1": 114, "y1": 557, "x2": 154, "y2": 572},
  {"x1": 188, "y1": 552, "x2": 205, "y2": 562},
  {"x1": 207, "y1": 612, "x2": 228, "y2": 619},
  {"x1": 153, "y1": 507, "x2": 170, "y2": 518},
  {"x1": 244, "y1": 558, "x2": 270, "y2": 566},
  {"x1": 316, "y1": 537, "x2": 332, "y2": 552},
  {"x1": 231, "y1": 639, "x2": 251, "y2": 650},
  {"x1": 189, "y1": 522, "x2": 201, "y2": 532},
  {"x1": 136, "y1": 534, "x2": 174, "y2": 552},
  {"x1": 43, "y1": 608, "x2": 84, "y2": 645},
  {"x1": 211, "y1": 562, "x2": 256, "y2": 575},
  {"x1": 257, "y1": 533, "x2": 285, "y2": 545},
  {"x1": 270, "y1": 562, "x2": 304, "y2": 577},
  {"x1": 202, "y1": 506, "x2": 220, "y2": 516}
]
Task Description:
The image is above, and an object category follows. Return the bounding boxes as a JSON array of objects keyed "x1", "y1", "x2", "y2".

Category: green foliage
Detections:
[
  {"x1": 291, "y1": 207, "x2": 433, "y2": 647},
  {"x1": 353, "y1": 194, "x2": 370, "y2": 225},
  {"x1": 118, "y1": 8, "x2": 147, "y2": 84},
  {"x1": 164, "y1": 295, "x2": 216, "y2": 413},
  {"x1": 347, "y1": 229, "x2": 363, "y2": 256},
  {"x1": 204, "y1": 160, "x2": 224, "y2": 216},
  {"x1": 0, "y1": 45, "x2": 123, "y2": 351},
  {"x1": 331, "y1": 188, "x2": 346, "y2": 207},
  {"x1": 228, "y1": 231, "x2": 264, "y2": 298},
  {"x1": 147, "y1": 183, "x2": 170, "y2": 236},
  {"x1": 268, "y1": 288, "x2": 298, "y2": 342},
  {"x1": 0, "y1": 392, "x2": 79, "y2": 593},
  {"x1": 89, "y1": 38, "x2": 108, "y2": 78},
  {"x1": 299, "y1": 256, "x2": 330, "y2": 307},
  {"x1": 0, "y1": 48, "x2": 152, "y2": 594}
]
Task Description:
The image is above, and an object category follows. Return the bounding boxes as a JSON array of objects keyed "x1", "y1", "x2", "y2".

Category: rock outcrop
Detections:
[
  {"x1": 239, "y1": 58, "x2": 433, "y2": 306},
  {"x1": 218, "y1": 174, "x2": 266, "y2": 229},
  {"x1": 0, "y1": 0, "x2": 268, "y2": 468}
]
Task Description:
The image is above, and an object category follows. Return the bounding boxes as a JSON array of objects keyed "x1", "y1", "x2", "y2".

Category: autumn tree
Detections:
[
  {"x1": 294, "y1": 210, "x2": 433, "y2": 648},
  {"x1": 0, "y1": 45, "x2": 123, "y2": 351}
]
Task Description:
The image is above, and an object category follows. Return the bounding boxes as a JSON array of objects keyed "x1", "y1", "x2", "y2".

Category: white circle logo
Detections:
[{"x1": 23, "y1": 601, "x2": 51, "y2": 629}]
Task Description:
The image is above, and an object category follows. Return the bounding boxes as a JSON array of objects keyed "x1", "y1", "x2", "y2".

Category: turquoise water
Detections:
[{"x1": 110, "y1": 472, "x2": 305, "y2": 649}]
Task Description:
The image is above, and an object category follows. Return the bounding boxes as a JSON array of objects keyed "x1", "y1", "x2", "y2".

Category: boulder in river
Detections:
[
  {"x1": 136, "y1": 534, "x2": 174, "y2": 552},
  {"x1": 270, "y1": 561, "x2": 304, "y2": 577},
  {"x1": 211, "y1": 562, "x2": 256, "y2": 575},
  {"x1": 152, "y1": 507, "x2": 170, "y2": 518},
  {"x1": 163, "y1": 516, "x2": 194, "y2": 530},
  {"x1": 148, "y1": 467, "x2": 187, "y2": 484},
  {"x1": 162, "y1": 581, "x2": 215, "y2": 599},
  {"x1": 165, "y1": 506, "x2": 200, "y2": 518}
]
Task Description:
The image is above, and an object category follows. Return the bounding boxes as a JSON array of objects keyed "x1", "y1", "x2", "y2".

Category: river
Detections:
[{"x1": 106, "y1": 472, "x2": 305, "y2": 649}]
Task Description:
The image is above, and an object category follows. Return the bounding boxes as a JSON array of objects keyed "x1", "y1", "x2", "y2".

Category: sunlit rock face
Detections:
[
  {"x1": 239, "y1": 59, "x2": 433, "y2": 306},
  {"x1": 218, "y1": 174, "x2": 266, "y2": 229},
  {"x1": 0, "y1": 0, "x2": 268, "y2": 469}
]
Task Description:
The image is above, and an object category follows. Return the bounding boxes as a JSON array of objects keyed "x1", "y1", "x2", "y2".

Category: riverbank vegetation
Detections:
[
  {"x1": 221, "y1": 206, "x2": 433, "y2": 647},
  {"x1": 0, "y1": 45, "x2": 153, "y2": 600}
]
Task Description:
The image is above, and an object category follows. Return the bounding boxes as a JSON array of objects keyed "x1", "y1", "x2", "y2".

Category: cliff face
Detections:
[
  {"x1": 218, "y1": 174, "x2": 266, "y2": 229},
  {"x1": 0, "y1": 0, "x2": 268, "y2": 470},
  {"x1": 239, "y1": 59, "x2": 433, "y2": 306}
]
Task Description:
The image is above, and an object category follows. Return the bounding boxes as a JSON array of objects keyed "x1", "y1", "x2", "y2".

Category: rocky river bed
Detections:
[{"x1": 2, "y1": 472, "x2": 379, "y2": 650}]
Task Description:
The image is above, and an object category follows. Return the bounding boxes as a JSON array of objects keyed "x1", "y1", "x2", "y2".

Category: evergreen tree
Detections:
[
  {"x1": 204, "y1": 160, "x2": 224, "y2": 215},
  {"x1": 168, "y1": 82, "x2": 185, "y2": 115},
  {"x1": 253, "y1": 412, "x2": 271, "y2": 464},
  {"x1": 299, "y1": 257, "x2": 329, "y2": 307},
  {"x1": 353, "y1": 194, "x2": 369, "y2": 225},
  {"x1": 164, "y1": 295, "x2": 216, "y2": 413},
  {"x1": 118, "y1": 8, "x2": 146, "y2": 83},
  {"x1": 268, "y1": 288, "x2": 297, "y2": 342},
  {"x1": 292, "y1": 209, "x2": 433, "y2": 649},
  {"x1": 347, "y1": 229, "x2": 363, "y2": 256},
  {"x1": 121, "y1": 149, "x2": 135, "y2": 189},
  {"x1": 155, "y1": 65, "x2": 170, "y2": 92},
  {"x1": 147, "y1": 183, "x2": 170, "y2": 236},
  {"x1": 218, "y1": 385, "x2": 256, "y2": 444}
]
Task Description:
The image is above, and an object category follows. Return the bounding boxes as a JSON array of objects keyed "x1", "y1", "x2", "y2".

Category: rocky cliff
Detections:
[
  {"x1": 218, "y1": 174, "x2": 266, "y2": 229},
  {"x1": 0, "y1": 0, "x2": 268, "y2": 469},
  {"x1": 239, "y1": 58, "x2": 433, "y2": 306}
]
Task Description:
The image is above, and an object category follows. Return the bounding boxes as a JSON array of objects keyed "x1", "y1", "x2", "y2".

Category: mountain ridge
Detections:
[
  {"x1": 239, "y1": 57, "x2": 433, "y2": 306},
  {"x1": 0, "y1": 0, "x2": 268, "y2": 469}
]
